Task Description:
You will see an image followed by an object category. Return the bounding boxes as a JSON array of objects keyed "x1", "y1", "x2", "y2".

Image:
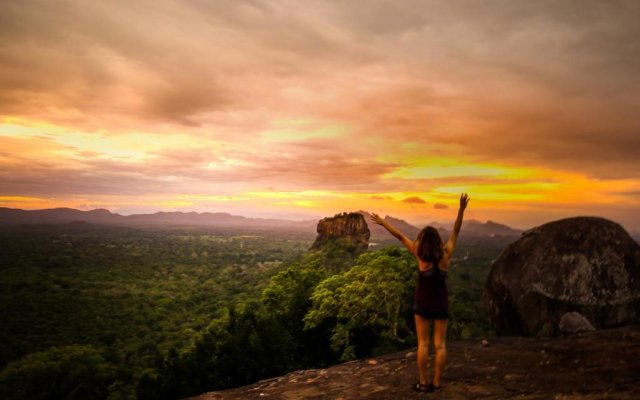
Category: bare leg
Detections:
[
  {"x1": 432, "y1": 319, "x2": 448, "y2": 386},
  {"x1": 414, "y1": 314, "x2": 431, "y2": 385}
]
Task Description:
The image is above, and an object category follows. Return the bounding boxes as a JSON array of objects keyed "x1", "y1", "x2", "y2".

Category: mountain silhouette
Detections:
[
  {"x1": 0, "y1": 207, "x2": 523, "y2": 238},
  {"x1": 0, "y1": 207, "x2": 316, "y2": 230}
]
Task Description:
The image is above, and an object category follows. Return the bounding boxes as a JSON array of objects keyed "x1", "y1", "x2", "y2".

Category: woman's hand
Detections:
[
  {"x1": 459, "y1": 192, "x2": 470, "y2": 211},
  {"x1": 370, "y1": 212, "x2": 385, "y2": 226},
  {"x1": 370, "y1": 212, "x2": 415, "y2": 254},
  {"x1": 446, "y1": 193, "x2": 470, "y2": 257}
]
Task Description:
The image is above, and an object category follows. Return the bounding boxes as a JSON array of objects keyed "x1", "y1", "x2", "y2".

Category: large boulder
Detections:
[
  {"x1": 311, "y1": 212, "x2": 370, "y2": 252},
  {"x1": 485, "y1": 216, "x2": 640, "y2": 336}
]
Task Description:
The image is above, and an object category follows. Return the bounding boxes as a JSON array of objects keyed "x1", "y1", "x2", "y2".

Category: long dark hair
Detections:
[{"x1": 415, "y1": 226, "x2": 444, "y2": 263}]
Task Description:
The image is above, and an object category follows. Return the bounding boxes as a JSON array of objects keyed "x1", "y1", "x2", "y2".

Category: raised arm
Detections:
[
  {"x1": 369, "y1": 212, "x2": 416, "y2": 255},
  {"x1": 444, "y1": 193, "x2": 470, "y2": 259}
]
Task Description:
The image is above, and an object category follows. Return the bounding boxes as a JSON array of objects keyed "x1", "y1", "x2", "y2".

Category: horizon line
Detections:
[{"x1": 5, "y1": 205, "x2": 634, "y2": 233}]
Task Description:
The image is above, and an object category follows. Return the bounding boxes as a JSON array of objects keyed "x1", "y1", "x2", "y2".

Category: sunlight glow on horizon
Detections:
[{"x1": 2, "y1": 117, "x2": 639, "y2": 231}]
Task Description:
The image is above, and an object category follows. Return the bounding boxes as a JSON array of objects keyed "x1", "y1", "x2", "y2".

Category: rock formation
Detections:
[
  {"x1": 310, "y1": 212, "x2": 370, "y2": 252},
  {"x1": 485, "y1": 216, "x2": 640, "y2": 336}
]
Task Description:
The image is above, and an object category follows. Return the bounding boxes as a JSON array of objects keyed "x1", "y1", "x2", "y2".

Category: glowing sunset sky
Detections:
[{"x1": 1, "y1": 1, "x2": 639, "y2": 230}]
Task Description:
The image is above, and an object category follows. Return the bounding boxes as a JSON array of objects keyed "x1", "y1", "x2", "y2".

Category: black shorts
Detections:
[{"x1": 413, "y1": 303, "x2": 448, "y2": 320}]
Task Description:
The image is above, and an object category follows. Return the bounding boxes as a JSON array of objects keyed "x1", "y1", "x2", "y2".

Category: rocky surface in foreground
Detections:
[{"x1": 185, "y1": 325, "x2": 640, "y2": 400}]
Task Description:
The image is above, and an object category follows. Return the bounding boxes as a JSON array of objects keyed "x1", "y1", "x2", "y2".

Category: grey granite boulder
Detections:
[{"x1": 485, "y1": 216, "x2": 640, "y2": 336}]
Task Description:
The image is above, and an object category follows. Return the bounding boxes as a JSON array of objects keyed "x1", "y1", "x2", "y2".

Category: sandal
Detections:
[
  {"x1": 413, "y1": 382, "x2": 431, "y2": 392},
  {"x1": 427, "y1": 382, "x2": 442, "y2": 392}
]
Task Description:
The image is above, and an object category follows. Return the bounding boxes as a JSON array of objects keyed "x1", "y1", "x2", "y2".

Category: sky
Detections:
[{"x1": 1, "y1": 0, "x2": 639, "y2": 230}]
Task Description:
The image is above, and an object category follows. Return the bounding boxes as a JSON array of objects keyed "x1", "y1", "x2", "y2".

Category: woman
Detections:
[{"x1": 370, "y1": 192, "x2": 470, "y2": 393}]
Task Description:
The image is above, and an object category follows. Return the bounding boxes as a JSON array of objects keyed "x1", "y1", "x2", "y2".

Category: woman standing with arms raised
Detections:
[{"x1": 370, "y1": 193, "x2": 470, "y2": 393}]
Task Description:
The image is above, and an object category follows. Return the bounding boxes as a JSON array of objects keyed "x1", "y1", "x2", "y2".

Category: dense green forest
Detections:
[{"x1": 0, "y1": 223, "x2": 511, "y2": 399}]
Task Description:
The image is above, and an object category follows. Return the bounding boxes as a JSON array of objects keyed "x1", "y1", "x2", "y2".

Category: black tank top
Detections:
[{"x1": 413, "y1": 258, "x2": 449, "y2": 312}]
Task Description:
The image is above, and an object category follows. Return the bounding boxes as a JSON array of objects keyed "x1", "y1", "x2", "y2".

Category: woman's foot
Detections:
[
  {"x1": 427, "y1": 382, "x2": 442, "y2": 392},
  {"x1": 413, "y1": 382, "x2": 431, "y2": 392}
]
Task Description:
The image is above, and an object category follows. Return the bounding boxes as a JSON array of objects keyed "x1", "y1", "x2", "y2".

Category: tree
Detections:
[
  {"x1": 137, "y1": 304, "x2": 291, "y2": 400},
  {"x1": 0, "y1": 344, "x2": 116, "y2": 400},
  {"x1": 261, "y1": 246, "x2": 358, "y2": 368},
  {"x1": 303, "y1": 247, "x2": 417, "y2": 361}
]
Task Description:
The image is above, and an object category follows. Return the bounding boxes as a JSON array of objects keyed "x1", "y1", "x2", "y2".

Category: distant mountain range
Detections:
[
  {"x1": 0, "y1": 207, "x2": 524, "y2": 239},
  {"x1": 0, "y1": 207, "x2": 317, "y2": 230},
  {"x1": 460, "y1": 219, "x2": 524, "y2": 237},
  {"x1": 356, "y1": 211, "x2": 523, "y2": 242}
]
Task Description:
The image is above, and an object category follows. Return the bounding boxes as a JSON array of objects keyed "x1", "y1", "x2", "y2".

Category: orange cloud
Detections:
[{"x1": 402, "y1": 196, "x2": 426, "y2": 204}]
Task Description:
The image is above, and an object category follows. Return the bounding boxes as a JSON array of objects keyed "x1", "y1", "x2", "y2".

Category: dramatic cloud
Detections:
[{"x1": 1, "y1": 1, "x2": 639, "y2": 229}]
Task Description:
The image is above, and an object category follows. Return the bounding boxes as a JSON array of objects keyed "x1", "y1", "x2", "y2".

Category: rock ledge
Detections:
[{"x1": 185, "y1": 325, "x2": 640, "y2": 400}]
